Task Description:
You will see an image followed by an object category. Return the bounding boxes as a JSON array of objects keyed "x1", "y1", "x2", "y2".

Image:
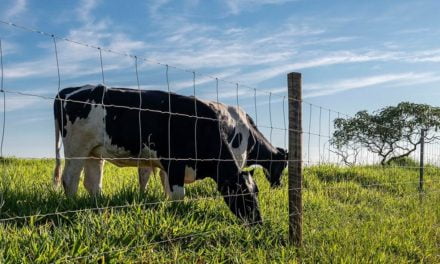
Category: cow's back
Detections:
[{"x1": 55, "y1": 85, "x2": 239, "y2": 180}]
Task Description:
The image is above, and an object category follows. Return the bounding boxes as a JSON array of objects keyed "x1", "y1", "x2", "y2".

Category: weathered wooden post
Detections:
[
  {"x1": 288, "y1": 72, "x2": 302, "y2": 246},
  {"x1": 419, "y1": 129, "x2": 426, "y2": 192}
]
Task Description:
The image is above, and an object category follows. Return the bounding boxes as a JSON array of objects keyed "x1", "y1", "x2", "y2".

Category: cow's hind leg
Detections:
[
  {"x1": 159, "y1": 169, "x2": 174, "y2": 199},
  {"x1": 53, "y1": 158, "x2": 62, "y2": 188},
  {"x1": 138, "y1": 167, "x2": 154, "y2": 193},
  {"x1": 163, "y1": 162, "x2": 185, "y2": 201},
  {"x1": 83, "y1": 159, "x2": 104, "y2": 196},
  {"x1": 62, "y1": 158, "x2": 86, "y2": 196}
]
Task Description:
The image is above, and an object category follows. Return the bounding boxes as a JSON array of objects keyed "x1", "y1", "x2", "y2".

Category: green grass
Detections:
[{"x1": 0, "y1": 158, "x2": 439, "y2": 263}]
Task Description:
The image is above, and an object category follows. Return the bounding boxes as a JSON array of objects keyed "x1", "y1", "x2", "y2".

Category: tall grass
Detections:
[{"x1": 0, "y1": 159, "x2": 439, "y2": 263}]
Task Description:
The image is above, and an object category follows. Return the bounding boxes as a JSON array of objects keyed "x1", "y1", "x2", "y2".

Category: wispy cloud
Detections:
[
  {"x1": 148, "y1": 0, "x2": 172, "y2": 20},
  {"x1": 225, "y1": 0, "x2": 297, "y2": 15},
  {"x1": 3, "y1": 1, "x2": 150, "y2": 81},
  {"x1": 3, "y1": 59, "x2": 56, "y2": 79},
  {"x1": 234, "y1": 51, "x2": 395, "y2": 85},
  {"x1": 403, "y1": 49, "x2": 440, "y2": 63},
  {"x1": 303, "y1": 72, "x2": 440, "y2": 98},
  {"x1": 3, "y1": 0, "x2": 27, "y2": 20},
  {"x1": 394, "y1": 28, "x2": 431, "y2": 35},
  {"x1": 12, "y1": 115, "x2": 51, "y2": 125},
  {"x1": 0, "y1": 40, "x2": 19, "y2": 56},
  {"x1": 76, "y1": 0, "x2": 101, "y2": 24},
  {"x1": 0, "y1": 94, "x2": 43, "y2": 112}
]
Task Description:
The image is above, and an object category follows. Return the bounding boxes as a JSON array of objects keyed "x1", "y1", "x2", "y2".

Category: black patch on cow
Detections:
[
  {"x1": 54, "y1": 85, "x2": 105, "y2": 136},
  {"x1": 231, "y1": 132, "x2": 242, "y2": 148}
]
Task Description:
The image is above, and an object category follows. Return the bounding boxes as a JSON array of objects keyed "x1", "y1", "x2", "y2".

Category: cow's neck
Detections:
[{"x1": 248, "y1": 142, "x2": 274, "y2": 171}]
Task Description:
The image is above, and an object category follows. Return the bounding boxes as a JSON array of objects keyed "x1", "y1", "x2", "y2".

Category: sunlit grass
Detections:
[{"x1": 0, "y1": 159, "x2": 439, "y2": 263}]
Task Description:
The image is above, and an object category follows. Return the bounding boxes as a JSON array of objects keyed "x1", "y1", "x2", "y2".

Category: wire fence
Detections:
[{"x1": 0, "y1": 20, "x2": 439, "y2": 262}]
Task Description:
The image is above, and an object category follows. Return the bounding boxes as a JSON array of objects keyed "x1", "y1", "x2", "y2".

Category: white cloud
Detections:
[
  {"x1": 225, "y1": 0, "x2": 297, "y2": 15},
  {"x1": 142, "y1": 18, "x2": 326, "y2": 72},
  {"x1": 76, "y1": 0, "x2": 101, "y2": 23},
  {"x1": 0, "y1": 94, "x2": 43, "y2": 112},
  {"x1": 0, "y1": 40, "x2": 19, "y2": 56},
  {"x1": 3, "y1": 36, "x2": 142, "y2": 80},
  {"x1": 3, "y1": 59, "x2": 56, "y2": 79},
  {"x1": 12, "y1": 115, "x2": 51, "y2": 125},
  {"x1": 148, "y1": 0, "x2": 172, "y2": 19},
  {"x1": 173, "y1": 69, "x2": 239, "y2": 91},
  {"x1": 3, "y1": 0, "x2": 27, "y2": 20},
  {"x1": 303, "y1": 72, "x2": 440, "y2": 98},
  {"x1": 234, "y1": 51, "x2": 396, "y2": 85},
  {"x1": 394, "y1": 28, "x2": 430, "y2": 35},
  {"x1": 403, "y1": 49, "x2": 440, "y2": 63},
  {"x1": 3, "y1": 1, "x2": 150, "y2": 81}
]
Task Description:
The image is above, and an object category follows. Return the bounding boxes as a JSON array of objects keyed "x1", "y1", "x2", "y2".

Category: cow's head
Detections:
[
  {"x1": 221, "y1": 171, "x2": 262, "y2": 225},
  {"x1": 267, "y1": 147, "x2": 288, "y2": 187}
]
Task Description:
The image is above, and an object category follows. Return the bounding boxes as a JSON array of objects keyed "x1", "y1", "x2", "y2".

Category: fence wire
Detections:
[{"x1": 0, "y1": 20, "x2": 439, "y2": 262}]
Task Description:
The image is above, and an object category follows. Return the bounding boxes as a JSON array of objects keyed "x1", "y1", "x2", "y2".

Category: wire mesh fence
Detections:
[{"x1": 0, "y1": 20, "x2": 439, "y2": 262}]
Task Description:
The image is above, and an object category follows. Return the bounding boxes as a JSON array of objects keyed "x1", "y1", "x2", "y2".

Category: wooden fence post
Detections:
[{"x1": 288, "y1": 72, "x2": 302, "y2": 246}]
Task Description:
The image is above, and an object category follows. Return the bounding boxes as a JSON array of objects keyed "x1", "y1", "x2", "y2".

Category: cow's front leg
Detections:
[
  {"x1": 83, "y1": 159, "x2": 104, "y2": 196},
  {"x1": 62, "y1": 158, "x2": 86, "y2": 196}
]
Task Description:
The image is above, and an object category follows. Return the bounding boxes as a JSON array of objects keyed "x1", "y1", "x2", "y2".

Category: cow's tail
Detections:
[{"x1": 53, "y1": 95, "x2": 63, "y2": 188}]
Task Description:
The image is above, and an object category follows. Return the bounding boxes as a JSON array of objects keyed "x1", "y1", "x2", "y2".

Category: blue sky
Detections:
[{"x1": 0, "y1": 0, "x2": 440, "y2": 158}]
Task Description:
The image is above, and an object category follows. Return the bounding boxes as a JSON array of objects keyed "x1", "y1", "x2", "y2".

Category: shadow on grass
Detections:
[{"x1": 0, "y1": 184, "x2": 238, "y2": 228}]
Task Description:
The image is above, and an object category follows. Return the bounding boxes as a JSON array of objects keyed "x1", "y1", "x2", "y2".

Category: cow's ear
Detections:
[
  {"x1": 277, "y1": 147, "x2": 288, "y2": 160},
  {"x1": 276, "y1": 147, "x2": 286, "y2": 155}
]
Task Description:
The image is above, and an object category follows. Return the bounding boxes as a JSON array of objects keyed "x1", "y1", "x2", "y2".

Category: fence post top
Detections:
[{"x1": 288, "y1": 72, "x2": 302, "y2": 78}]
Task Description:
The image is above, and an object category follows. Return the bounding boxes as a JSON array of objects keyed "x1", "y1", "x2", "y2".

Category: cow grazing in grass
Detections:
[
  {"x1": 213, "y1": 102, "x2": 287, "y2": 186},
  {"x1": 53, "y1": 85, "x2": 261, "y2": 223},
  {"x1": 137, "y1": 101, "x2": 287, "y2": 193}
]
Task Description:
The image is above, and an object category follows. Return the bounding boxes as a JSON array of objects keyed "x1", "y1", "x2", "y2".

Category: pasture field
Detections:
[{"x1": 0, "y1": 158, "x2": 439, "y2": 263}]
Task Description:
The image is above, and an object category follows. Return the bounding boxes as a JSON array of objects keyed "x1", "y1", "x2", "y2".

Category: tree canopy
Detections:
[{"x1": 330, "y1": 102, "x2": 440, "y2": 166}]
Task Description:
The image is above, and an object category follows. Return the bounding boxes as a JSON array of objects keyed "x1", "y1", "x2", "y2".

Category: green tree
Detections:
[{"x1": 330, "y1": 102, "x2": 440, "y2": 166}]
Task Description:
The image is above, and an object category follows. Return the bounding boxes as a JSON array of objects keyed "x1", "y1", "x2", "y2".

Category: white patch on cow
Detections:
[
  {"x1": 62, "y1": 96, "x2": 165, "y2": 196},
  {"x1": 204, "y1": 101, "x2": 254, "y2": 170},
  {"x1": 228, "y1": 123, "x2": 249, "y2": 169},
  {"x1": 63, "y1": 102, "x2": 105, "y2": 157},
  {"x1": 61, "y1": 102, "x2": 107, "y2": 196},
  {"x1": 224, "y1": 105, "x2": 250, "y2": 169},
  {"x1": 170, "y1": 185, "x2": 185, "y2": 200},
  {"x1": 184, "y1": 165, "x2": 196, "y2": 183}
]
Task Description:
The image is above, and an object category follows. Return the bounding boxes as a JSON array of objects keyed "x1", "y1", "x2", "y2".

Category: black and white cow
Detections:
[
  {"x1": 208, "y1": 101, "x2": 287, "y2": 187},
  {"x1": 137, "y1": 101, "x2": 287, "y2": 193},
  {"x1": 53, "y1": 85, "x2": 261, "y2": 223}
]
